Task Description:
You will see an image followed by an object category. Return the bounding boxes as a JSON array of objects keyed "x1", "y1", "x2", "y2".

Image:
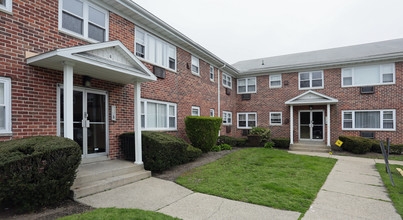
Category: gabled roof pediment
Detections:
[
  {"x1": 27, "y1": 41, "x2": 156, "y2": 84},
  {"x1": 285, "y1": 90, "x2": 338, "y2": 105}
]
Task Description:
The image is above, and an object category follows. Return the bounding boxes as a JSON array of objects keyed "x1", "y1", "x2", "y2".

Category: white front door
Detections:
[
  {"x1": 58, "y1": 86, "x2": 109, "y2": 157},
  {"x1": 299, "y1": 110, "x2": 324, "y2": 140}
]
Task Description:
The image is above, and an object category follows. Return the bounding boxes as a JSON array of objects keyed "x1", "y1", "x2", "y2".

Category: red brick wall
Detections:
[
  {"x1": 235, "y1": 65, "x2": 403, "y2": 144},
  {"x1": 220, "y1": 73, "x2": 236, "y2": 135}
]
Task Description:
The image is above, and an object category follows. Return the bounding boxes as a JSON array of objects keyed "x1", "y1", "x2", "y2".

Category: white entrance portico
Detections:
[
  {"x1": 27, "y1": 41, "x2": 157, "y2": 164},
  {"x1": 285, "y1": 90, "x2": 338, "y2": 147}
]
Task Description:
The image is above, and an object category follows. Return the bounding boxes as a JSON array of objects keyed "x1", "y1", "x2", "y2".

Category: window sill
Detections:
[
  {"x1": 223, "y1": 85, "x2": 232, "y2": 90},
  {"x1": 0, "y1": 132, "x2": 13, "y2": 137},
  {"x1": 299, "y1": 87, "x2": 324, "y2": 90},
  {"x1": 58, "y1": 29, "x2": 100, "y2": 44},
  {"x1": 0, "y1": 7, "x2": 12, "y2": 15},
  {"x1": 269, "y1": 86, "x2": 282, "y2": 89},
  {"x1": 210, "y1": 79, "x2": 215, "y2": 82},
  {"x1": 270, "y1": 124, "x2": 282, "y2": 126},
  {"x1": 237, "y1": 127, "x2": 253, "y2": 130},
  {"x1": 342, "y1": 128, "x2": 396, "y2": 132},
  {"x1": 341, "y1": 82, "x2": 395, "y2": 88},
  {"x1": 141, "y1": 128, "x2": 178, "y2": 132},
  {"x1": 191, "y1": 72, "x2": 201, "y2": 77},
  {"x1": 223, "y1": 123, "x2": 232, "y2": 126},
  {"x1": 237, "y1": 91, "x2": 257, "y2": 94},
  {"x1": 136, "y1": 57, "x2": 178, "y2": 74}
]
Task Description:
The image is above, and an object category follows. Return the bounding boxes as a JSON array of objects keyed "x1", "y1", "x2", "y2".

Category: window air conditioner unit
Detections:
[
  {"x1": 360, "y1": 86, "x2": 374, "y2": 94},
  {"x1": 153, "y1": 66, "x2": 166, "y2": 79},
  {"x1": 241, "y1": 94, "x2": 251, "y2": 100},
  {"x1": 225, "y1": 88, "x2": 231, "y2": 95},
  {"x1": 226, "y1": 126, "x2": 231, "y2": 133},
  {"x1": 360, "y1": 131, "x2": 375, "y2": 139},
  {"x1": 242, "y1": 129, "x2": 249, "y2": 136}
]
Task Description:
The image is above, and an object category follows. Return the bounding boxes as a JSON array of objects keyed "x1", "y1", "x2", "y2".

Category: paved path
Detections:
[
  {"x1": 289, "y1": 151, "x2": 401, "y2": 220},
  {"x1": 77, "y1": 177, "x2": 300, "y2": 220}
]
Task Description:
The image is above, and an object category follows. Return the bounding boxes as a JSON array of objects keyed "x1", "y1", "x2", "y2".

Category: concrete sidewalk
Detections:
[
  {"x1": 77, "y1": 177, "x2": 301, "y2": 220},
  {"x1": 289, "y1": 151, "x2": 401, "y2": 220}
]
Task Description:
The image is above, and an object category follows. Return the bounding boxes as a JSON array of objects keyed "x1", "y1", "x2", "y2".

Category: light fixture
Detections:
[{"x1": 83, "y1": 76, "x2": 92, "y2": 87}]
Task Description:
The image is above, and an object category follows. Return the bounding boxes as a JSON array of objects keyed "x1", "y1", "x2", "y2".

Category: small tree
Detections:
[{"x1": 185, "y1": 116, "x2": 222, "y2": 152}]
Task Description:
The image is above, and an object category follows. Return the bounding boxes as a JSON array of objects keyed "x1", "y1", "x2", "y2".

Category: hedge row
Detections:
[
  {"x1": 119, "y1": 132, "x2": 202, "y2": 172},
  {"x1": 185, "y1": 116, "x2": 222, "y2": 152},
  {"x1": 0, "y1": 136, "x2": 81, "y2": 212},
  {"x1": 272, "y1": 137, "x2": 290, "y2": 149},
  {"x1": 217, "y1": 135, "x2": 247, "y2": 147},
  {"x1": 339, "y1": 135, "x2": 402, "y2": 154}
]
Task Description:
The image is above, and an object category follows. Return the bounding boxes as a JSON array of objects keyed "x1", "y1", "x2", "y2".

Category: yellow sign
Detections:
[{"x1": 335, "y1": 140, "x2": 343, "y2": 147}]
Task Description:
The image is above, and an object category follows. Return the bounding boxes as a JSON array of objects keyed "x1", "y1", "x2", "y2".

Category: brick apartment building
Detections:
[{"x1": 0, "y1": 0, "x2": 401, "y2": 163}]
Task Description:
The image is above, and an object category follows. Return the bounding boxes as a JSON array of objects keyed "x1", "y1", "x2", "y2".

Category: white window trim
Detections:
[
  {"x1": 342, "y1": 109, "x2": 396, "y2": 131},
  {"x1": 0, "y1": 0, "x2": 12, "y2": 14},
  {"x1": 191, "y1": 106, "x2": 200, "y2": 116},
  {"x1": 0, "y1": 77, "x2": 12, "y2": 135},
  {"x1": 341, "y1": 63, "x2": 396, "y2": 87},
  {"x1": 269, "y1": 112, "x2": 282, "y2": 126},
  {"x1": 298, "y1": 71, "x2": 324, "y2": 90},
  {"x1": 222, "y1": 111, "x2": 232, "y2": 125},
  {"x1": 191, "y1": 55, "x2": 200, "y2": 76},
  {"x1": 58, "y1": 0, "x2": 109, "y2": 43},
  {"x1": 135, "y1": 27, "x2": 177, "y2": 72},
  {"x1": 237, "y1": 112, "x2": 257, "y2": 129},
  {"x1": 141, "y1": 98, "x2": 177, "y2": 131},
  {"x1": 237, "y1": 77, "x2": 257, "y2": 94},
  {"x1": 210, "y1": 109, "x2": 214, "y2": 117},
  {"x1": 269, "y1": 74, "x2": 282, "y2": 88},
  {"x1": 209, "y1": 65, "x2": 215, "y2": 82},
  {"x1": 222, "y1": 72, "x2": 232, "y2": 89}
]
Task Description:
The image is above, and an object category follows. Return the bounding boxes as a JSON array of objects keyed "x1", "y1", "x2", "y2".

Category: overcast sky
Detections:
[{"x1": 133, "y1": 0, "x2": 403, "y2": 64}]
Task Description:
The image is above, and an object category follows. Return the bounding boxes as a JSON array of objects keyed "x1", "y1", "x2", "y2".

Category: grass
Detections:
[
  {"x1": 333, "y1": 151, "x2": 403, "y2": 161},
  {"x1": 376, "y1": 164, "x2": 403, "y2": 218},
  {"x1": 176, "y1": 148, "x2": 336, "y2": 213},
  {"x1": 58, "y1": 208, "x2": 180, "y2": 220}
]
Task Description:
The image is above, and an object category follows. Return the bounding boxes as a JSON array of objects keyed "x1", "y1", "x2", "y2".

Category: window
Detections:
[
  {"x1": 209, "y1": 65, "x2": 214, "y2": 81},
  {"x1": 269, "y1": 74, "x2": 282, "y2": 88},
  {"x1": 237, "y1": 112, "x2": 257, "y2": 129},
  {"x1": 135, "y1": 28, "x2": 177, "y2": 71},
  {"x1": 222, "y1": 73, "x2": 232, "y2": 88},
  {"x1": 191, "y1": 106, "x2": 200, "y2": 116},
  {"x1": 237, "y1": 77, "x2": 256, "y2": 94},
  {"x1": 342, "y1": 110, "x2": 395, "y2": 131},
  {"x1": 270, "y1": 112, "x2": 282, "y2": 125},
  {"x1": 141, "y1": 99, "x2": 177, "y2": 130},
  {"x1": 342, "y1": 63, "x2": 395, "y2": 87},
  {"x1": 191, "y1": 56, "x2": 199, "y2": 75},
  {"x1": 223, "y1": 111, "x2": 232, "y2": 125},
  {"x1": 0, "y1": 77, "x2": 11, "y2": 134},
  {"x1": 210, "y1": 109, "x2": 214, "y2": 117},
  {"x1": 299, "y1": 71, "x2": 323, "y2": 89},
  {"x1": 59, "y1": 0, "x2": 108, "y2": 42},
  {"x1": 0, "y1": 0, "x2": 12, "y2": 13}
]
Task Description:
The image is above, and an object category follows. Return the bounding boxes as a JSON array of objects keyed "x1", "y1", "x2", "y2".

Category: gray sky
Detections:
[{"x1": 133, "y1": 0, "x2": 403, "y2": 64}]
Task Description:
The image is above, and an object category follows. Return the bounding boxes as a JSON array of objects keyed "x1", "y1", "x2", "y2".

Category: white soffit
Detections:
[
  {"x1": 27, "y1": 41, "x2": 157, "y2": 84},
  {"x1": 285, "y1": 90, "x2": 338, "y2": 105}
]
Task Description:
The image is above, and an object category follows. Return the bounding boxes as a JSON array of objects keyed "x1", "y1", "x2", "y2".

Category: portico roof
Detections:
[
  {"x1": 285, "y1": 90, "x2": 338, "y2": 105},
  {"x1": 27, "y1": 41, "x2": 157, "y2": 84}
]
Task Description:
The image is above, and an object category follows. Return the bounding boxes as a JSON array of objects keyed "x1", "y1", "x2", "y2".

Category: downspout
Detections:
[{"x1": 218, "y1": 64, "x2": 226, "y2": 118}]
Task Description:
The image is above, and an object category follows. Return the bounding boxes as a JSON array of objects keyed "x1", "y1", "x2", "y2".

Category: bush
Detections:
[
  {"x1": 371, "y1": 140, "x2": 402, "y2": 155},
  {"x1": 211, "y1": 145, "x2": 221, "y2": 152},
  {"x1": 0, "y1": 136, "x2": 81, "y2": 212},
  {"x1": 264, "y1": 142, "x2": 275, "y2": 149},
  {"x1": 249, "y1": 127, "x2": 271, "y2": 143},
  {"x1": 185, "y1": 116, "x2": 222, "y2": 153},
  {"x1": 272, "y1": 137, "x2": 290, "y2": 149},
  {"x1": 217, "y1": 136, "x2": 237, "y2": 147},
  {"x1": 339, "y1": 135, "x2": 372, "y2": 154},
  {"x1": 119, "y1": 132, "x2": 201, "y2": 172},
  {"x1": 220, "y1": 144, "x2": 232, "y2": 150},
  {"x1": 235, "y1": 138, "x2": 248, "y2": 147}
]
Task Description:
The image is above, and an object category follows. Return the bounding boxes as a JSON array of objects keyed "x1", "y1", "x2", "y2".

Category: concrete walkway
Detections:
[
  {"x1": 77, "y1": 177, "x2": 301, "y2": 220},
  {"x1": 289, "y1": 151, "x2": 401, "y2": 220}
]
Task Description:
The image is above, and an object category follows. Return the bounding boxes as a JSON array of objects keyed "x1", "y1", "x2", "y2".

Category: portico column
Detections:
[
  {"x1": 134, "y1": 81, "x2": 143, "y2": 165},
  {"x1": 290, "y1": 105, "x2": 294, "y2": 144},
  {"x1": 327, "y1": 104, "x2": 331, "y2": 147},
  {"x1": 63, "y1": 61, "x2": 74, "y2": 140}
]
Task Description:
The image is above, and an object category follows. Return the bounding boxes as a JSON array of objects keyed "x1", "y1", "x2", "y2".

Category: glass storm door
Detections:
[
  {"x1": 299, "y1": 111, "x2": 324, "y2": 140},
  {"x1": 59, "y1": 88, "x2": 107, "y2": 157}
]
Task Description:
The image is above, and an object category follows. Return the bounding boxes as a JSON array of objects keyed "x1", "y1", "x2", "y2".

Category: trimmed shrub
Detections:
[
  {"x1": 211, "y1": 145, "x2": 221, "y2": 152},
  {"x1": 235, "y1": 138, "x2": 248, "y2": 147},
  {"x1": 371, "y1": 141, "x2": 402, "y2": 155},
  {"x1": 220, "y1": 144, "x2": 232, "y2": 150},
  {"x1": 249, "y1": 127, "x2": 271, "y2": 143},
  {"x1": 339, "y1": 135, "x2": 372, "y2": 154},
  {"x1": 119, "y1": 132, "x2": 201, "y2": 172},
  {"x1": 0, "y1": 136, "x2": 81, "y2": 212},
  {"x1": 264, "y1": 142, "x2": 275, "y2": 149},
  {"x1": 217, "y1": 136, "x2": 237, "y2": 147},
  {"x1": 272, "y1": 137, "x2": 290, "y2": 149},
  {"x1": 185, "y1": 116, "x2": 222, "y2": 153}
]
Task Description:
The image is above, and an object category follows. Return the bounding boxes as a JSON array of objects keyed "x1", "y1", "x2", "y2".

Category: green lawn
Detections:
[
  {"x1": 176, "y1": 148, "x2": 336, "y2": 213},
  {"x1": 376, "y1": 164, "x2": 403, "y2": 218},
  {"x1": 333, "y1": 152, "x2": 403, "y2": 161},
  {"x1": 58, "y1": 208, "x2": 179, "y2": 220}
]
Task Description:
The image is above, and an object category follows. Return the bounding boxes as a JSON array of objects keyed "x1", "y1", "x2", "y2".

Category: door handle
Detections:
[{"x1": 82, "y1": 119, "x2": 90, "y2": 128}]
